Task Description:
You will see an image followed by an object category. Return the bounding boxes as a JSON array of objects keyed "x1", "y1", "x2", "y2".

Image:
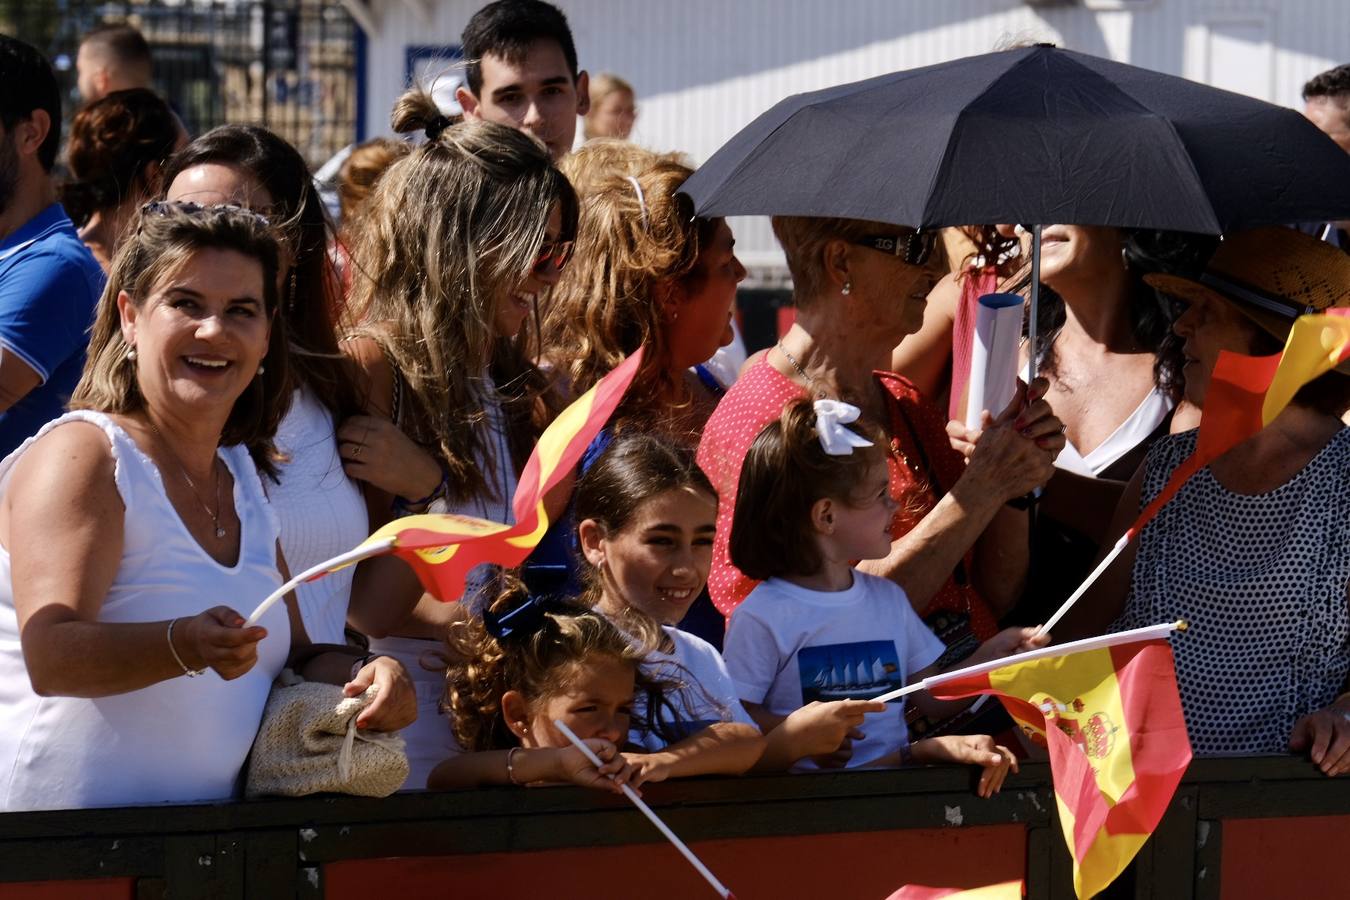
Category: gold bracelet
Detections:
[
  {"x1": 505, "y1": 746, "x2": 523, "y2": 785},
  {"x1": 166, "y1": 618, "x2": 206, "y2": 678}
]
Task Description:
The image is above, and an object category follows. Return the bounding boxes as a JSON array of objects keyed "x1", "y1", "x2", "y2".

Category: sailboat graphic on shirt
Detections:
[{"x1": 798, "y1": 640, "x2": 904, "y2": 703}]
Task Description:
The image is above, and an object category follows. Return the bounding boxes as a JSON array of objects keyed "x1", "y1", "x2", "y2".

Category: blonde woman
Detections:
[
  {"x1": 544, "y1": 142, "x2": 746, "y2": 442},
  {"x1": 338, "y1": 90, "x2": 578, "y2": 788},
  {"x1": 583, "y1": 73, "x2": 637, "y2": 141}
]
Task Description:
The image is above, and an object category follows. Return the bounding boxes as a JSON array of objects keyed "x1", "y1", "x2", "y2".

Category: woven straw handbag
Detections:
[{"x1": 245, "y1": 670, "x2": 409, "y2": 798}]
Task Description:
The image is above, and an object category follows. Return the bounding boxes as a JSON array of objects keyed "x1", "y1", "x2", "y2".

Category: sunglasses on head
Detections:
[
  {"x1": 140, "y1": 199, "x2": 272, "y2": 228},
  {"x1": 850, "y1": 229, "x2": 938, "y2": 267},
  {"x1": 532, "y1": 239, "x2": 574, "y2": 276}
]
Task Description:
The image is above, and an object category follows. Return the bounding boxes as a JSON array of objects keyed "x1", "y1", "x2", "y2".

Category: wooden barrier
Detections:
[{"x1": 0, "y1": 755, "x2": 1346, "y2": 899}]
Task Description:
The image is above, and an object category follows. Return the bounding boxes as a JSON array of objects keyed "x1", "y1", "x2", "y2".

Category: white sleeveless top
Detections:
[
  {"x1": 0, "y1": 411, "x2": 290, "y2": 810},
  {"x1": 369, "y1": 373, "x2": 517, "y2": 790},
  {"x1": 271, "y1": 387, "x2": 367, "y2": 645}
]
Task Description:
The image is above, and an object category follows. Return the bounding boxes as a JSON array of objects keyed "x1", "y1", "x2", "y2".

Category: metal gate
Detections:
[{"x1": 0, "y1": 0, "x2": 358, "y2": 170}]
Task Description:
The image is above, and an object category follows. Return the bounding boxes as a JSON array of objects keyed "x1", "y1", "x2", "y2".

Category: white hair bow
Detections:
[{"x1": 813, "y1": 399, "x2": 875, "y2": 456}]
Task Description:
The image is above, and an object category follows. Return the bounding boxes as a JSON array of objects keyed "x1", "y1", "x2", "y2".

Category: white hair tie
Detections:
[
  {"x1": 813, "y1": 399, "x2": 874, "y2": 456},
  {"x1": 625, "y1": 175, "x2": 649, "y2": 231}
]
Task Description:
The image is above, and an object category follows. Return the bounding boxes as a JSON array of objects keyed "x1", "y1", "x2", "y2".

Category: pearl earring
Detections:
[
  {"x1": 841, "y1": 280, "x2": 852, "y2": 296},
  {"x1": 257, "y1": 364, "x2": 266, "y2": 376},
  {"x1": 126, "y1": 347, "x2": 137, "y2": 361}
]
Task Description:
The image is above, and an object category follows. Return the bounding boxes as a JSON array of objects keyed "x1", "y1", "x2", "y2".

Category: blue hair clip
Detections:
[{"x1": 482, "y1": 593, "x2": 557, "y2": 641}]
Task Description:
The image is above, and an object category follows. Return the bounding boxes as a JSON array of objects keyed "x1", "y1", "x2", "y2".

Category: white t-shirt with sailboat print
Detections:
[{"x1": 723, "y1": 571, "x2": 945, "y2": 769}]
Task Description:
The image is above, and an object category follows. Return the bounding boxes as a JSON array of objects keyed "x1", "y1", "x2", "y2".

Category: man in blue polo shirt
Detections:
[{"x1": 0, "y1": 36, "x2": 104, "y2": 456}]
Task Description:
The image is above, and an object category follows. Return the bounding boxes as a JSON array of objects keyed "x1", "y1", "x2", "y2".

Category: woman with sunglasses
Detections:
[
  {"x1": 697, "y1": 216, "x2": 1064, "y2": 737},
  {"x1": 337, "y1": 91, "x2": 577, "y2": 789}
]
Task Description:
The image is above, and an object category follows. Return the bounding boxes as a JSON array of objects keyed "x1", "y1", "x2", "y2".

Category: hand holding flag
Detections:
[{"x1": 247, "y1": 349, "x2": 645, "y2": 625}]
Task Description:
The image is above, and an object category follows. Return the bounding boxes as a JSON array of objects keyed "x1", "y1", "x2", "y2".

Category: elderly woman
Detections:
[
  {"x1": 1075, "y1": 227, "x2": 1350, "y2": 769},
  {"x1": 698, "y1": 216, "x2": 1063, "y2": 679},
  {"x1": 0, "y1": 204, "x2": 413, "y2": 811}
]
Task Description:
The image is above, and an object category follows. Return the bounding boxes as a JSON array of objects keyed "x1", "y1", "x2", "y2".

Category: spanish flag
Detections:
[
  {"x1": 359, "y1": 346, "x2": 646, "y2": 600},
  {"x1": 245, "y1": 350, "x2": 644, "y2": 624},
  {"x1": 885, "y1": 880, "x2": 1023, "y2": 899},
  {"x1": 925, "y1": 623, "x2": 1191, "y2": 899}
]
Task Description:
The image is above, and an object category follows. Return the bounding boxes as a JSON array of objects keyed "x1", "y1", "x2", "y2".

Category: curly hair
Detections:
[
  {"x1": 543, "y1": 145, "x2": 718, "y2": 428},
  {"x1": 348, "y1": 90, "x2": 577, "y2": 504},
  {"x1": 442, "y1": 578, "x2": 675, "y2": 752},
  {"x1": 1304, "y1": 64, "x2": 1350, "y2": 101}
]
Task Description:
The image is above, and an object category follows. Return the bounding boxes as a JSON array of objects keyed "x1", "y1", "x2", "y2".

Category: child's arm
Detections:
[
  {"x1": 624, "y1": 722, "x2": 765, "y2": 783},
  {"x1": 427, "y1": 741, "x2": 637, "y2": 794},
  {"x1": 866, "y1": 734, "x2": 1017, "y2": 798},
  {"x1": 748, "y1": 699, "x2": 887, "y2": 771},
  {"x1": 907, "y1": 626, "x2": 1049, "y2": 720}
]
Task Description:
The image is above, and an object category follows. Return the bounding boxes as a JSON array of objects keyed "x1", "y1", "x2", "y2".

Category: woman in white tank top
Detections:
[{"x1": 0, "y1": 205, "x2": 414, "y2": 811}]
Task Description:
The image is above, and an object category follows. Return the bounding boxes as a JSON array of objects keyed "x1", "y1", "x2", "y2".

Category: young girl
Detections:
[
  {"x1": 723, "y1": 399, "x2": 1049, "y2": 796},
  {"x1": 430, "y1": 581, "x2": 740, "y2": 790},
  {"x1": 576, "y1": 432, "x2": 891, "y2": 772}
]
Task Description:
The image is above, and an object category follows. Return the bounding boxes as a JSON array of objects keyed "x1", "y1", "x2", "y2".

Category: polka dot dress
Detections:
[
  {"x1": 696, "y1": 358, "x2": 802, "y2": 617},
  {"x1": 1115, "y1": 428, "x2": 1350, "y2": 755}
]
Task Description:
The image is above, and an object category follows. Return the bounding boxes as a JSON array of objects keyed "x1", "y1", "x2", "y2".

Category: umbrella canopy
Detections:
[{"x1": 680, "y1": 45, "x2": 1350, "y2": 234}]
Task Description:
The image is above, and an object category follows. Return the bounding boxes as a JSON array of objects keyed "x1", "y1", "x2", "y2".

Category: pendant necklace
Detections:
[{"x1": 149, "y1": 421, "x2": 226, "y2": 539}]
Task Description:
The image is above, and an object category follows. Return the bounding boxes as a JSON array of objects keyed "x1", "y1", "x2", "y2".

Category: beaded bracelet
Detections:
[{"x1": 392, "y1": 470, "x2": 450, "y2": 514}]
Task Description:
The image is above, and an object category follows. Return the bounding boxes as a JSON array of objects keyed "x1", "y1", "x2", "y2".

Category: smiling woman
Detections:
[{"x1": 0, "y1": 204, "x2": 415, "y2": 812}]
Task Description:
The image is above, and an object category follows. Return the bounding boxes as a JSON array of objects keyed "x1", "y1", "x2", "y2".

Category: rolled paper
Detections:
[{"x1": 965, "y1": 292, "x2": 1025, "y2": 430}]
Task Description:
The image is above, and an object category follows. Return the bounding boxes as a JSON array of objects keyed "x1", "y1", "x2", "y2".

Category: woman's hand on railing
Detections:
[{"x1": 1289, "y1": 696, "x2": 1350, "y2": 777}]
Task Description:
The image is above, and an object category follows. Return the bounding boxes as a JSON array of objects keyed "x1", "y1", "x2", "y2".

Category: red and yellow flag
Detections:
[
  {"x1": 885, "y1": 880, "x2": 1023, "y2": 900},
  {"x1": 346, "y1": 348, "x2": 644, "y2": 601},
  {"x1": 1130, "y1": 308, "x2": 1350, "y2": 536},
  {"x1": 926, "y1": 624, "x2": 1191, "y2": 899}
]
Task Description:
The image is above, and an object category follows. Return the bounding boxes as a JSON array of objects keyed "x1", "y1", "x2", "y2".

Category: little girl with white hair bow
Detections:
[{"x1": 720, "y1": 398, "x2": 1049, "y2": 790}]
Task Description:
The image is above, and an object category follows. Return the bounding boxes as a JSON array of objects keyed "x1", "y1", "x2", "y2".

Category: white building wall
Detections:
[{"x1": 356, "y1": 0, "x2": 1350, "y2": 277}]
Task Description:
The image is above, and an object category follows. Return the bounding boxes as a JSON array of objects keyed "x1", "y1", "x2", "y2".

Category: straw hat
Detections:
[{"x1": 1144, "y1": 226, "x2": 1350, "y2": 350}]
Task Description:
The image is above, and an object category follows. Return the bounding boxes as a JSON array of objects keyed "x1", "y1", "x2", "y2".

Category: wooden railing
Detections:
[{"x1": 1, "y1": 755, "x2": 1347, "y2": 899}]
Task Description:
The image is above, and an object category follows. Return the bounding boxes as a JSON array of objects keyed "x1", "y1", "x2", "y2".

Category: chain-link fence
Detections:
[{"x1": 1, "y1": 0, "x2": 358, "y2": 170}]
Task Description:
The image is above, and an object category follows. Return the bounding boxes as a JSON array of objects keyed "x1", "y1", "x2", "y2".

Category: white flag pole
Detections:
[
  {"x1": 554, "y1": 719, "x2": 734, "y2": 899},
  {"x1": 245, "y1": 538, "x2": 397, "y2": 627},
  {"x1": 869, "y1": 620, "x2": 1184, "y2": 705}
]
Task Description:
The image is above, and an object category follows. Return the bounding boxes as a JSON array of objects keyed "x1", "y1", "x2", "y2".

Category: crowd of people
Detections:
[{"x1": 0, "y1": 0, "x2": 1348, "y2": 813}]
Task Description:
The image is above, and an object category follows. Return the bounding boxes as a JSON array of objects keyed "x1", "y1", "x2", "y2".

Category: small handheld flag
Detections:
[
  {"x1": 246, "y1": 349, "x2": 645, "y2": 625},
  {"x1": 885, "y1": 880, "x2": 1023, "y2": 900},
  {"x1": 554, "y1": 719, "x2": 735, "y2": 899}
]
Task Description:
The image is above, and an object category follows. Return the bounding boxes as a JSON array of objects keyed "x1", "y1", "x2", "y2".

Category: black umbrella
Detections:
[
  {"x1": 680, "y1": 44, "x2": 1350, "y2": 372},
  {"x1": 681, "y1": 44, "x2": 1350, "y2": 233}
]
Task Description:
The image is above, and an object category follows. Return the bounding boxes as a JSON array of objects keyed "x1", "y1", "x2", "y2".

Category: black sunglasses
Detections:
[
  {"x1": 850, "y1": 229, "x2": 938, "y2": 267},
  {"x1": 140, "y1": 200, "x2": 273, "y2": 229}
]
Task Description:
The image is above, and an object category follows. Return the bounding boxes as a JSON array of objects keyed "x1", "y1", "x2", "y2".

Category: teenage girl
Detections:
[
  {"x1": 576, "y1": 431, "x2": 894, "y2": 772},
  {"x1": 430, "y1": 581, "x2": 741, "y2": 790},
  {"x1": 724, "y1": 398, "x2": 1050, "y2": 795}
]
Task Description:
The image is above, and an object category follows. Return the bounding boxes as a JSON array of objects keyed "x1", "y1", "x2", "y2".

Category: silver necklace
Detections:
[
  {"x1": 775, "y1": 341, "x2": 829, "y2": 399},
  {"x1": 149, "y1": 422, "x2": 226, "y2": 539}
]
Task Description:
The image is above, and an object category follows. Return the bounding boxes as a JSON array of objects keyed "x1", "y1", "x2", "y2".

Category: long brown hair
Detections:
[
  {"x1": 544, "y1": 145, "x2": 718, "y2": 428},
  {"x1": 349, "y1": 91, "x2": 577, "y2": 503},
  {"x1": 71, "y1": 203, "x2": 290, "y2": 477}
]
